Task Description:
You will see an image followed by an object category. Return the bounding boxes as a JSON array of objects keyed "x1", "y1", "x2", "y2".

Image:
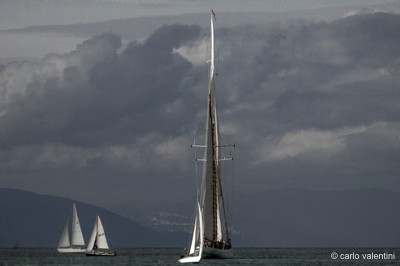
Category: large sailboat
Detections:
[
  {"x1": 85, "y1": 215, "x2": 117, "y2": 256},
  {"x1": 57, "y1": 203, "x2": 86, "y2": 253},
  {"x1": 179, "y1": 10, "x2": 233, "y2": 263}
]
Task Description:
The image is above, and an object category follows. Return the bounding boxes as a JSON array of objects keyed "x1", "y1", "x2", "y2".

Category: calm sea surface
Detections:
[{"x1": 0, "y1": 248, "x2": 399, "y2": 265}]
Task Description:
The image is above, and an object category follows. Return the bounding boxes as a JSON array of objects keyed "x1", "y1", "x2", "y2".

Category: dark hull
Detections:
[
  {"x1": 202, "y1": 247, "x2": 233, "y2": 259},
  {"x1": 85, "y1": 250, "x2": 117, "y2": 256}
]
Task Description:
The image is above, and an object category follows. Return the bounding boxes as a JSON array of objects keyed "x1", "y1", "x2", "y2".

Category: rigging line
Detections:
[
  {"x1": 187, "y1": 136, "x2": 200, "y2": 253},
  {"x1": 214, "y1": 13, "x2": 234, "y2": 241},
  {"x1": 225, "y1": 148, "x2": 235, "y2": 238},
  {"x1": 194, "y1": 142, "x2": 199, "y2": 199},
  {"x1": 215, "y1": 59, "x2": 236, "y2": 147},
  {"x1": 229, "y1": 147, "x2": 235, "y2": 237},
  {"x1": 218, "y1": 169, "x2": 231, "y2": 241}
]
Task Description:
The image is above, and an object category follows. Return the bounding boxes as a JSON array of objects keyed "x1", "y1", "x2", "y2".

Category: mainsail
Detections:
[
  {"x1": 71, "y1": 203, "x2": 85, "y2": 246},
  {"x1": 201, "y1": 9, "x2": 231, "y2": 252}
]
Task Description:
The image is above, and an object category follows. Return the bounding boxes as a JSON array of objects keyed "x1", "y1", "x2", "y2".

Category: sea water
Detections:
[{"x1": 0, "y1": 248, "x2": 399, "y2": 265}]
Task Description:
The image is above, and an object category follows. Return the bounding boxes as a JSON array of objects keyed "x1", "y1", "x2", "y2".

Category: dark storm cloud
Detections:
[
  {"x1": 0, "y1": 24, "x2": 202, "y2": 203},
  {"x1": 87, "y1": 24, "x2": 201, "y2": 139},
  {"x1": 217, "y1": 12, "x2": 400, "y2": 133},
  {"x1": 0, "y1": 32, "x2": 122, "y2": 146},
  {"x1": 0, "y1": 12, "x2": 399, "y2": 205},
  {"x1": 0, "y1": 24, "x2": 201, "y2": 146},
  {"x1": 215, "y1": 12, "x2": 400, "y2": 191}
]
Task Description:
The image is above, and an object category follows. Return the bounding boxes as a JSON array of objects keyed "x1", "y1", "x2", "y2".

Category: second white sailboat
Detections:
[{"x1": 85, "y1": 215, "x2": 117, "y2": 256}]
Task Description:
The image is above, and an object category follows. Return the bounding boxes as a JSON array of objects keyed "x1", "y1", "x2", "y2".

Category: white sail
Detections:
[
  {"x1": 58, "y1": 221, "x2": 70, "y2": 248},
  {"x1": 86, "y1": 215, "x2": 109, "y2": 251},
  {"x1": 216, "y1": 197, "x2": 222, "y2": 241},
  {"x1": 86, "y1": 217, "x2": 97, "y2": 252},
  {"x1": 179, "y1": 202, "x2": 204, "y2": 263},
  {"x1": 189, "y1": 206, "x2": 199, "y2": 255},
  {"x1": 96, "y1": 216, "x2": 110, "y2": 249},
  {"x1": 198, "y1": 203, "x2": 204, "y2": 256},
  {"x1": 71, "y1": 203, "x2": 85, "y2": 246}
]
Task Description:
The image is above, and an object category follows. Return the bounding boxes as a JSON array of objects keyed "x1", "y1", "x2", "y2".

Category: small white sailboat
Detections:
[
  {"x1": 179, "y1": 10, "x2": 233, "y2": 263},
  {"x1": 179, "y1": 202, "x2": 204, "y2": 263},
  {"x1": 85, "y1": 215, "x2": 116, "y2": 256},
  {"x1": 57, "y1": 203, "x2": 86, "y2": 253}
]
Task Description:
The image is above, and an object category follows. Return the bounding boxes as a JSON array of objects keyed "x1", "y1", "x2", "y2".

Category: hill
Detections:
[
  {"x1": 123, "y1": 188, "x2": 400, "y2": 247},
  {"x1": 233, "y1": 188, "x2": 400, "y2": 247},
  {"x1": 0, "y1": 188, "x2": 187, "y2": 247},
  {"x1": 1, "y1": 188, "x2": 399, "y2": 247}
]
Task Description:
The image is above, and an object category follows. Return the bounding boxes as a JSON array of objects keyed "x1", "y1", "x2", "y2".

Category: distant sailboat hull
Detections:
[
  {"x1": 57, "y1": 247, "x2": 86, "y2": 254},
  {"x1": 85, "y1": 250, "x2": 117, "y2": 256},
  {"x1": 202, "y1": 247, "x2": 233, "y2": 259}
]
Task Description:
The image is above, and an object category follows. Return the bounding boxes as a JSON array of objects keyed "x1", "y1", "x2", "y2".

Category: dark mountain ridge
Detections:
[
  {"x1": 1, "y1": 188, "x2": 399, "y2": 247},
  {"x1": 233, "y1": 188, "x2": 400, "y2": 247},
  {"x1": 119, "y1": 188, "x2": 400, "y2": 247},
  {"x1": 0, "y1": 188, "x2": 187, "y2": 247}
]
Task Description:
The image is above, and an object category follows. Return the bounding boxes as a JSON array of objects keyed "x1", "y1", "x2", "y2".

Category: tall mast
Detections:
[{"x1": 210, "y1": 10, "x2": 216, "y2": 81}]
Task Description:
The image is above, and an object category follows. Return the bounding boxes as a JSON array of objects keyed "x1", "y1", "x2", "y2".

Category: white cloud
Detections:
[
  {"x1": 2, "y1": 142, "x2": 145, "y2": 171},
  {"x1": 323, "y1": 67, "x2": 390, "y2": 92},
  {"x1": 155, "y1": 136, "x2": 188, "y2": 158},
  {"x1": 257, "y1": 125, "x2": 368, "y2": 162},
  {"x1": 343, "y1": 8, "x2": 381, "y2": 18},
  {"x1": 174, "y1": 39, "x2": 208, "y2": 66}
]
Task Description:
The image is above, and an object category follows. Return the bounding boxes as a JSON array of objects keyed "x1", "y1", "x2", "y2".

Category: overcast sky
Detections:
[
  {"x1": 0, "y1": 0, "x2": 399, "y2": 213},
  {"x1": 0, "y1": 0, "x2": 386, "y2": 30}
]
